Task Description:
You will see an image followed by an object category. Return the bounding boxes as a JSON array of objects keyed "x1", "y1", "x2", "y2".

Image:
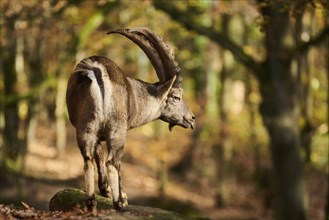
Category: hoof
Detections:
[
  {"x1": 100, "y1": 189, "x2": 112, "y2": 199},
  {"x1": 99, "y1": 181, "x2": 109, "y2": 197},
  {"x1": 120, "y1": 191, "x2": 129, "y2": 207},
  {"x1": 113, "y1": 201, "x2": 121, "y2": 210},
  {"x1": 113, "y1": 192, "x2": 128, "y2": 210},
  {"x1": 85, "y1": 195, "x2": 97, "y2": 211}
]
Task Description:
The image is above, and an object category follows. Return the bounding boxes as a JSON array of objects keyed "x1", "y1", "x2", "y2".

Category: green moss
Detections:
[
  {"x1": 49, "y1": 188, "x2": 113, "y2": 211},
  {"x1": 49, "y1": 188, "x2": 183, "y2": 219}
]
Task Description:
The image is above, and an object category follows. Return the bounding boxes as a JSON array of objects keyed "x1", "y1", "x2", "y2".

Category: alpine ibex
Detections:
[{"x1": 66, "y1": 27, "x2": 195, "y2": 210}]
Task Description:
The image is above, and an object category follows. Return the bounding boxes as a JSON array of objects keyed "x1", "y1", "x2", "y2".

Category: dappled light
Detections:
[{"x1": 0, "y1": 0, "x2": 328, "y2": 219}]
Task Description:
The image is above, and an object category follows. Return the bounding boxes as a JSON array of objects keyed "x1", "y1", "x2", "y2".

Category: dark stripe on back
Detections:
[{"x1": 92, "y1": 67, "x2": 105, "y2": 101}]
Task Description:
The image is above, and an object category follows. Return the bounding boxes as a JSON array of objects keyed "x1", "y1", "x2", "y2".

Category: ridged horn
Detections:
[{"x1": 107, "y1": 27, "x2": 180, "y2": 83}]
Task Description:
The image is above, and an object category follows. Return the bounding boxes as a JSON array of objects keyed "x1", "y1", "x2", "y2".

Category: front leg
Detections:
[{"x1": 106, "y1": 128, "x2": 128, "y2": 209}]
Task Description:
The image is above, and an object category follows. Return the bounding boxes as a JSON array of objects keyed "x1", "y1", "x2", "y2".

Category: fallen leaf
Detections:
[{"x1": 21, "y1": 201, "x2": 31, "y2": 209}]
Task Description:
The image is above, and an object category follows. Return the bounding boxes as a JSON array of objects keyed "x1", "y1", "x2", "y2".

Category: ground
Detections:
[{"x1": 0, "y1": 126, "x2": 327, "y2": 220}]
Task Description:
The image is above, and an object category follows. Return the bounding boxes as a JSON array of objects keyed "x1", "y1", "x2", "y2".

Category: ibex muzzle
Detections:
[
  {"x1": 160, "y1": 77, "x2": 195, "y2": 131},
  {"x1": 66, "y1": 27, "x2": 194, "y2": 210}
]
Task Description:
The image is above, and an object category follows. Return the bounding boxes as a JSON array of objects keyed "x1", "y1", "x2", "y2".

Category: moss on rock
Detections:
[
  {"x1": 49, "y1": 188, "x2": 183, "y2": 220},
  {"x1": 49, "y1": 188, "x2": 113, "y2": 211}
]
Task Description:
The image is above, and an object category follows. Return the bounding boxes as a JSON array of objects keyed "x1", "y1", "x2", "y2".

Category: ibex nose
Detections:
[
  {"x1": 186, "y1": 112, "x2": 195, "y2": 130},
  {"x1": 190, "y1": 111, "x2": 195, "y2": 121}
]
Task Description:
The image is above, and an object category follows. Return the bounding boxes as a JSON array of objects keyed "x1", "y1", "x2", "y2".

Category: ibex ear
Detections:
[{"x1": 157, "y1": 75, "x2": 176, "y2": 100}]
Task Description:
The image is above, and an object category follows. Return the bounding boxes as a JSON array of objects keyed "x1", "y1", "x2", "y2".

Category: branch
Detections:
[
  {"x1": 153, "y1": 1, "x2": 261, "y2": 75},
  {"x1": 299, "y1": 26, "x2": 329, "y2": 52},
  {"x1": 4, "y1": 74, "x2": 57, "y2": 105},
  {"x1": 74, "y1": 0, "x2": 120, "y2": 53}
]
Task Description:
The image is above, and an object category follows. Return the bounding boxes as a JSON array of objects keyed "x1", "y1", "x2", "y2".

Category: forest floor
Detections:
[{"x1": 0, "y1": 128, "x2": 327, "y2": 220}]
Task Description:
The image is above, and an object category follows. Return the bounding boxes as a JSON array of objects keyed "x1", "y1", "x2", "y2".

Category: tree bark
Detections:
[
  {"x1": 258, "y1": 1, "x2": 307, "y2": 219},
  {"x1": 259, "y1": 77, "x2": 307, "y2": 220},
  {"x1": 293, "y1": 4, "x2": 316, "y2": 164},
  {"x1": 214, "y1": 13, "x2": 233, "y2": 208},
  {"x1": 1, "y1": 14, "x2": 26, "y2": 173}
]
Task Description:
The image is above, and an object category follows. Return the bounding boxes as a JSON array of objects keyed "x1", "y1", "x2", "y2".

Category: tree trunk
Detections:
[
  {"x1": 25, "y1": 21, "x2": 46, "y2": 149},
  {"x1": 257, "y1": 1, "x2": 308, "y2": 219},
  {"x1": 294, "y1": 5, "x2": 315, "y2": 164},
  {"x1": 1, "y1": 17, "x2": 27, "y2": 173},
  {"x1": 214, "y1": 13, "x2": 233, "y2": 207},
  {"x1": 325, "y1": 8, "x2": 329, "y2": 220},
  {"x1": 55, "y1": 76, "x2": 67, "y2": 158},
  {"x1": 259, "y1": 79, "x2": 307, "y2": 220}
]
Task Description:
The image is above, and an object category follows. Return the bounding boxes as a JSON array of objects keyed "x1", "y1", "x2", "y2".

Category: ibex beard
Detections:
[{"x1": 66, "y1": 27, "x2": 195, "y2": 210}]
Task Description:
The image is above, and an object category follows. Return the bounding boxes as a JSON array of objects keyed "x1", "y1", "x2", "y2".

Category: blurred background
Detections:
[{"x1": 0, "y1": 0, "x2": 328, "y2": 219}]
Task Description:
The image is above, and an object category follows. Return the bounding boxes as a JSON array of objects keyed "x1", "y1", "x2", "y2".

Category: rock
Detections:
[
  {"x1": 49, "y1": 188, "x2": 112, "y2": 211},
  {"x1": 49, "y1": 188, "x2": 183, "y2": 220}
]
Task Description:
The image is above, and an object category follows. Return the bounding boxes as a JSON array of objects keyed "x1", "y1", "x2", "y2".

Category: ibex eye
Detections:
[{"x1": 173, "y1": 96, "x2": 181, "y2": 102}]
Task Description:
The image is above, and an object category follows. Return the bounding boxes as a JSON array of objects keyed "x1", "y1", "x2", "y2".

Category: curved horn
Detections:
[
  {"x1": 107, "y1": 28, "x2": 165, "y2": 82},
  {"x1": 107, "y1": 27, "x2": 180, "y2": 82},
  {"x1": 138, "y1": 28, "x2": 181, "y2": 78}
]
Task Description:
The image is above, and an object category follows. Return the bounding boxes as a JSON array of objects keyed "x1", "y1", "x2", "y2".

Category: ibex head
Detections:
[
  {"x1": 159, "y1": 76, "x2": 195, "y2": 131},
  {"x1": 107, "y1": 27, "x2": 195, "y2": 131}
]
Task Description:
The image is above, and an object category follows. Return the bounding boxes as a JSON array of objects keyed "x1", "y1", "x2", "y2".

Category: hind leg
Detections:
[
  {"x1": 106, "y1": 151, "x2": 128, "y2": 209},
  {"x1": 77, "y1": 130, "x2": 98, "y2": 211},
  {"x1": 95, "y1": 142, "x2": 111, "y2": 198},
  {"x1": 106, "y1": 128, "x2": 128, "y2": 209}
]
